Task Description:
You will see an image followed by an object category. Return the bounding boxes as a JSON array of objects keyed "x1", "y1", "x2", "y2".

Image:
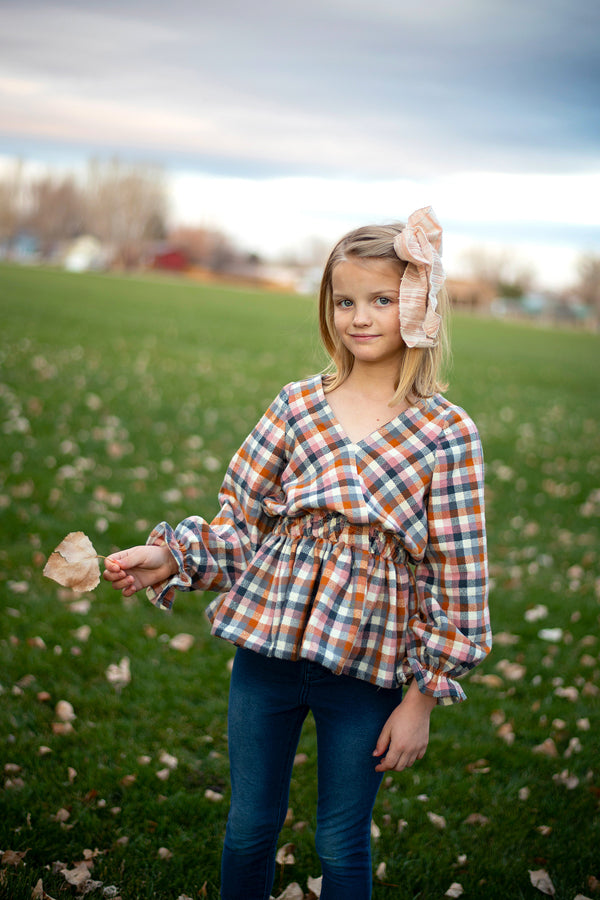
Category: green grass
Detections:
[{"x1": 0, "y1": 262, "x2": 598, "y2": 899}]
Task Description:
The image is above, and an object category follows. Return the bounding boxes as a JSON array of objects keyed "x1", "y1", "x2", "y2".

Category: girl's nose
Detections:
[{"x1": 353, "y1": 303, "x2": 372, "y2": 325}]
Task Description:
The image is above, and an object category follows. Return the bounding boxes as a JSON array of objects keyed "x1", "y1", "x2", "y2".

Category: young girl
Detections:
[{"x1": 104, "y1": 206, "x2": 491, "y2": 900}]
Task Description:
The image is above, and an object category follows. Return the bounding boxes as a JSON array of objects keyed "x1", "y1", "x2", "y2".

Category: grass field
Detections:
[{"x1": 0, "y1": 262, "x2": 599, "y2": 900}]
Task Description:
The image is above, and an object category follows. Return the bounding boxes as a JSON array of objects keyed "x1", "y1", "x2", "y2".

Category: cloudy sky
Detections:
[{"x1": 1, "y1": 0, "x2": 599, "y2": 286}]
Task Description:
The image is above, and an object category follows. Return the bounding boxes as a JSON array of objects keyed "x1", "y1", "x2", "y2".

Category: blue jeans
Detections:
[{"x1": 220, "y1": 648, "x2": 403, "y2": 900}]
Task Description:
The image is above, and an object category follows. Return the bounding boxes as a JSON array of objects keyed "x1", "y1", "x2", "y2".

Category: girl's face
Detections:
[{"x1": 331, "y1": 257, "x2": 404, "y2": 366}]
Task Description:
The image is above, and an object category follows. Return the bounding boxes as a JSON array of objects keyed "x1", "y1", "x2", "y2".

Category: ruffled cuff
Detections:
[
  {"x1": 144, "y1": 521, "x2": 196, "y2": 611},
  {"x1": 401, "y1": 657, "x2": 467, "y2": 706}
]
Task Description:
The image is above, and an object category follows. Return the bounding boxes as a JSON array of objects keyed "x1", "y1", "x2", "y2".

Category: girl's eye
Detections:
[
  {"x1": 375, "y1": 296, "x2": 393, "y2": 306},
  {"x1": 337, "y1": 299, "x2": 353, "y2": 308}
]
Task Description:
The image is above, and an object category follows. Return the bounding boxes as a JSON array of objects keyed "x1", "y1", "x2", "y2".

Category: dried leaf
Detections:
[
  {"x1": 532, "y1": 738, "x2": 558, "y2": 757},
  {"x1": 105, "y1": 657, "x2": 131, "y2": 688},
  {"x1": 463, "y1": 813, "x2": 490, "y2": 826},
  {"x1": 204, "y1": 789, "x2": 224, "y2": 802},
  {"x1": 427, "y1": 811, "x2": 447, "y2": 829},
  {"x1": 55, "y1": 700, "x2": 76, "y2": 722},
  {"x1": 445, "y1": 884, "x2": 464, "y2": 898},
  {"x1": 158, "y1": 751, "x2": 178, "y2": 770},
  {"x1": 31, "y1": 879, "x2": 57, "y2": 900},
  {"x1": 529, "y1": 868, "x2": 555, "y2": 895},
  {"x1": 43, "y1": 532, "x2": 101, "y2": 591},
  {"x1": 375, "y1": 862, "x2": 387, "y2": 880},
  {"x1": 62, "y1": 863, "x2": 91, "y2": 886},
  {"x1": 169, "y1": 633, "x2": 195, "y2": 652},
  {"x1": 157, "y1": 847, "x2": 172, "y2": 860},
  {"x1": 276, "y1": 842, "x2": 295, "y2": 865},
  {"x1": 1, "y1": 849, "x2": 29, "y2": 866},
  {"x1": 307, "y1": 875, "x2": 322, "y2": 897},
  {"x1": 274, "y1": 884, "x2": 303, "y2": 900}
]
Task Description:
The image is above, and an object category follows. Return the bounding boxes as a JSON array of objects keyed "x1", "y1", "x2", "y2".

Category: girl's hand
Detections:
[
  {"x1": 102, "y1": 545, "x2": 178, "y2": 597},
  {"x1": 373, "y1": 680, "x2": 436, "y2": 772}
]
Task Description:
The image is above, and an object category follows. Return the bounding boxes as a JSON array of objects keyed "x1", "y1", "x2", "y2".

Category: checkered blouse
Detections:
[{"x1": 147, "y1": 374, "x2": 491, "y2": 704}]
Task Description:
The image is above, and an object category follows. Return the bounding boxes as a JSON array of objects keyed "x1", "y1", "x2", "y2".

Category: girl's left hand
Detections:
[{"x1": 373, "y1": 681, "x2": 436, "y2": 772}]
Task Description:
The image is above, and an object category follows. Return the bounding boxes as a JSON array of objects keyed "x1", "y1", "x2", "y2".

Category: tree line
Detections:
[{"x1": 0, "y1": 158, "x2": 244, "y2": 272}]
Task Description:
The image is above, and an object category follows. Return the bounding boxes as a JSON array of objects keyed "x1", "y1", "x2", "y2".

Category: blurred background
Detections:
[{"x1": 1, "y1": 0, "x2": 599, "y2": 323}]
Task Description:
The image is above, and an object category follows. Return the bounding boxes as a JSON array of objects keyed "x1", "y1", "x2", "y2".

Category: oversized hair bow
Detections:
[{"x1": 393, "y1": 206, "x2": 445, "y2": 349}]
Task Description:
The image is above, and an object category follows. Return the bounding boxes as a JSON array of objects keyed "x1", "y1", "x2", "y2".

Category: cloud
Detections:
[{"x1": 0, "y1": 0, "x2": 598, "y2": 177}]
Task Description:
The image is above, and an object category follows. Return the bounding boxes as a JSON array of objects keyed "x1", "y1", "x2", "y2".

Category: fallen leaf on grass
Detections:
[
  {"x1": 445, "y1": 884, "x2": 464, "y2": 898},
  {"x1": 52, "y1": 722, "x2": 74, "y2": 735},
  {"x1": 529, "y1": 868, "x2": 555, "y2": 895},
  {"x1": 427, "y1": 812, "x2": 447, "y2": 829},
  {"x1": 1, "y1": 849, "x2": 29, "y2": 866},
  {"x1": 552, "y1": 769, "x2": 579, "y2": 789},
  {"x1": 307, "y1": 875, "x2": 322, "y2": 897},
  {"x1": 43, "y1": 532, "x2": 101, "y2": 592},
  {"x1": 55, "y1": 700, "x2": 76, "y2": 722},
  {"x1": 157, "y1": 847, "x2": 173, "y2": 860},
  {"x1": 532, "y1": 739, "x2": 558, "y2": 757},
  {"x1": 276, "y1": 843, "x2": 295, "y2": 865},
  {"x1": 273, "y1": 884, "x2": 303, "y2": 900},
  {"x1": 105, "y1": 658, "x2": 131, "y2": 689},
  {"x1": 158, "y1": 751, "x2": 178, "y2": 770},
  {"x1": 32, "y1": 879, "x2": 57, "y2": 899},
  {"x1": 61, "y1": 862, "x2": 92, "y2": 886},
  {"x1": 169, "y1": 633, "x2": 195, "y2": 652},
  {"x1": 463, "y1": 813, "x2": 490, "y2": 826}
]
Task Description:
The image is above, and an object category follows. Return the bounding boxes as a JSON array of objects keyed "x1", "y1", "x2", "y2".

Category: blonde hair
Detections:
[{"x1": 318, "y1": 223, "x2": 449, "y2": 405}]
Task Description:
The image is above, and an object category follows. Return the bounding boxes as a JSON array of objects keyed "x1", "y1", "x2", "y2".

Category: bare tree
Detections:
[
  {"x1": 85, "y1": 158, "x2": 168, "y2": 266},
  {"x1": 23, "y1": 174, "x2": 86, "y2": 255},
  {"x1": 0, "y1": 158, "x2": 26, "y2": 246},
  {"x1": 460, "y1": 245, "x2": 534, "y2": 297},
  {"x1": 168, "y1": 225, "x2": 238, "y2": 271},
  {"x1": 574, "y1": 253, "x2": 600, "y2": 314}
]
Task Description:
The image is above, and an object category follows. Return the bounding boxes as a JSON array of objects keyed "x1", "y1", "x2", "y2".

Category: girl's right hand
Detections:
[{"x1": 102, "y1": 545, "x2": 178, "y2": 597}]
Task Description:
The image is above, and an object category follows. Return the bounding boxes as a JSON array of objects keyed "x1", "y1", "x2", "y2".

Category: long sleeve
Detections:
[
  {"x1": 402, "y1": 409, "x2": 491, "y2": 704},
  {"x1": 145, "y1": 387, "x2": 290, "y2": 610}
]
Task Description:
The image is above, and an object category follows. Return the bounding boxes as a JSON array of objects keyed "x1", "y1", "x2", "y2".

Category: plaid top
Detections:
[{"x1": 147, "y1": 374, "x2": 491, "y2": 704}]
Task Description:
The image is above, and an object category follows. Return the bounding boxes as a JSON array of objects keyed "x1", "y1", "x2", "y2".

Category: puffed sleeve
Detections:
[
  {"x1": 145, "y1": 386, "x2": 290, "y2": 610},
  {"x1": 402, "y1": 408, "x2": 491, "y2": 704}
]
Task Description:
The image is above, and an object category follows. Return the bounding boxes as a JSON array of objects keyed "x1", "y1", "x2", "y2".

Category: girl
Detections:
[{"x1": 104, "y1": 206, "x2": 491, "y2": 900}]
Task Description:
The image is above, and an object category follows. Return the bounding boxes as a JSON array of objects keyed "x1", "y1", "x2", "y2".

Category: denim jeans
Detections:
[{"x1": 220, "y1": 647, "x2": 403, "y2": 900}]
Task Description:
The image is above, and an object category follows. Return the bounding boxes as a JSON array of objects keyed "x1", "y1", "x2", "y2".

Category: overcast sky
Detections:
[{"x1": 1, "y1": 0, "x2": 599, "y2": 286}]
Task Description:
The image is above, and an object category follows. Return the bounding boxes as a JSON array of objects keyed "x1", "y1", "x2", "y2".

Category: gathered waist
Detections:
[{"x1": 270, "y1": 512, "x2": 407, "y2": 563}]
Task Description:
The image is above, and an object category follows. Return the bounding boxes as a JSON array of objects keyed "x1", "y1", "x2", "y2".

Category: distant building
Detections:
[
  {"x1": 150, "y1": 247, "x2": 190, "y2": 272},
  {"x1": 64, "y1": 235, "x2": 109, "y2": 272}
]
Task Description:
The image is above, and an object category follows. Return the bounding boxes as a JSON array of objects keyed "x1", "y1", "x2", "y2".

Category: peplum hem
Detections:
[{"x1": 206, "y1": 512, "x2": 413, "y2": 689}]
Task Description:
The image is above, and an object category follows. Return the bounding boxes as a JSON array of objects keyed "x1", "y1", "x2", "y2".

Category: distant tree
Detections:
[
  {"x1": 85, "y1": 158, "x2": 168, "y2": 266},
  {"x1": 574, "y1": 252, "x2": 600, "y2": 313},
  {"x1": 0, "y1": 159, "x2": 25, "y2": 246},
  {"x1": 23, "y1": 174, "x2": 86, "y2": 255},
  {"x1": 461, "y1": 246, "x2": 534, "y2": 297},
  {"x1": 168, "y1": 225, "x2": 239, "y2": 271}
]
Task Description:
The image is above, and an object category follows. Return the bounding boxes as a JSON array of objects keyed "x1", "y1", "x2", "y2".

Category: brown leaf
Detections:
[
  {"x1": 43, "y1": 532, "x2": 100, "y2": 592},
  {"x1": 61, "y1": 863, "x2": 91, "y2": 886},
  {"x1": 463, "y1": 813, "x2": 490, "y2": 826},
  {"x1": 31, "y1": 879, "x2": 58, "y2": 900},
  {"x1": 1, "y1": 849, "x2": 29, "y2": 866}
]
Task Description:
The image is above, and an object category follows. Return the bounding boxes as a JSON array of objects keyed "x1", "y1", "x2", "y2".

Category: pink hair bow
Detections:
[{"x1": 393, "y1": 206, "x2": 445, "y2": 349}]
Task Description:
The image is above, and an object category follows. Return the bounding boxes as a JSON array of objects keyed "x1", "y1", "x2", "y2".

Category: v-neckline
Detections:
[{"x1": 316, "y1": 375, "x2": 419, "y2": 447}]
